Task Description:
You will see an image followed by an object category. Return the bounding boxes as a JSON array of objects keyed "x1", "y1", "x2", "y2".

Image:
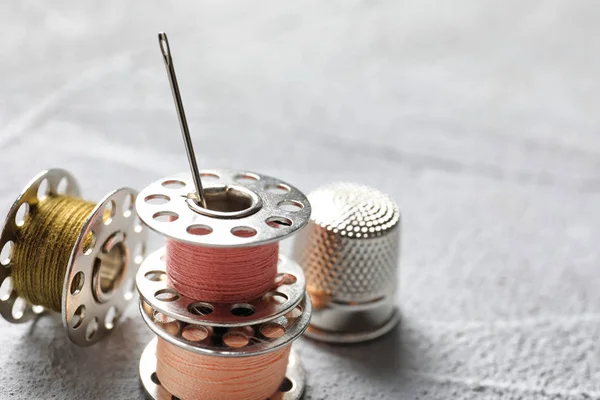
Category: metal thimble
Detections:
[{"x1": 292, "y1": 182, "x2": 400, "y2": 343}]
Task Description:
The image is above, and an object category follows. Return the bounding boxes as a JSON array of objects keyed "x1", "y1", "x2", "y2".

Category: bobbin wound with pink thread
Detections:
[{"x1": 135, "y1": 32, "x2": 313, "y2": 400}]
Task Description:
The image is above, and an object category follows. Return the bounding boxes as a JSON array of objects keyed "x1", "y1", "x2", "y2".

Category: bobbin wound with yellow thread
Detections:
[
  {"x1": 0, "y1": 169, "x2": 148, "y2": 346},
  {"x1": 135, "y1": 169, "x2": 312, "y2": 400}
]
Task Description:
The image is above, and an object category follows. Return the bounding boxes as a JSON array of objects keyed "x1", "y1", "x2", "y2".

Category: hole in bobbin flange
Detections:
[
  {"x1": 105, "y1": 306, "x2": 118, "y2": 330},
  {"x1": 230, "y1": 303, "x2": 255, "y2": 317},
  {"x1": 103, "y1": 200, "x2": 116, "y2": 225},
  {"x1": 266, "y1": 216, "x2": 293, "y2": 228},
  {"x1": 70, "y1": 271, "x2": 85, "y2": 295},
  {"x1": 37, "y1": 179, "x2": 49, "y2": 200},
  {"x1": 231, "y1": 226, "x2": 257, "y2": 238},
  {"x1": 279, "y1": 377, "x2": 294, "y2": 392},
  {"x1": 187, "y1": 225, "x2": 212, "y2": 236},
  {"x1": 155, "y1": 289, "x2": 179, "y2": 302},
  {"x1": 12, "y1": 297, "x2": 26, "y2": 319},
  {"x1": 123, "y1": 278, "x2": 135, "y2": 301},
  {"x1": 264, "y1": 291, "x2": 288, "y2": 305},
  {"x1": 223, "y1": 328, "x2": 252, "y2": 348},
  {"x1": 123, "y1": 193, "x2": 134, "y2": 218},
  {"x1": 278, "y1": 200, "x2": 304, "y2": 212},
  {"x1": 181, "y1": 325, "x2": 211, "y2": 342},
  {"x1": 57, "y1": 177, "x2": 69, "y2": 194},
  {"x1": 234, "y1": 173, "x2": 260, "y2": 184},
  {"x1": 145, "y1": 270, "x2": 166, "y2": 282},
  {"x1": 275, "y1": 273, "x2": 297, "y2": 286},
  {"x1": 162, "y1": 180, "x2": 186, "y2": 189},
  {"x1": 82, "y1": 232, "x2": 96, "y2": 255},
  {"x1": 1, "y1": 241, "x2": 13, "y2": 265},
  {"x1": 86, "y1": 317, "x2": 99, "y2": 341},
  {"x1": 145, "y1": 194, "x2": 170, "y2": 205},
  {"x1": 200, "y1": 172, "x2": 220, "y2": 181},
  {"x1": 153, "y1": 211, "x2": 179, "y2": 222},
  {"x1": 261, "y1": 322, "x2": 286, "y2": 339},
  {"x1": 15, "y1": 203, "x2": 30, "y2": 227},
  {"x1": 188, "y1": 302, "x2": 214, "y2": 316},
  {"x1": 285, "y1": 305, "x2": 303, "y2": 320},
  {"x1": 151, "y1": 373, "x2": 161, "y2": 385},
  {"x1": 72, "y1": 305, "x2": 86, "y2": 329},
  {"x1": 0, "y1": 277, "x2": 13, "y2": 301},
  {"x1": 265, "y1": 183, "x2": 291, "y2": 195}
]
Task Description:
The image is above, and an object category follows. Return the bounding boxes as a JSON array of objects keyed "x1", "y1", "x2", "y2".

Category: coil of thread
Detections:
[
  {"x1": 135, "y1": 169, "x2": 312, "y2": 400},
  {"x1": 11, "y1": 196, "x2": 96, "y2": 311},
  {"x1": 0, "y1": 169, "x2": 147, "y2": 346},
  {"x1": 165, "y1": 240, "x2": 279, "y2": 303}
]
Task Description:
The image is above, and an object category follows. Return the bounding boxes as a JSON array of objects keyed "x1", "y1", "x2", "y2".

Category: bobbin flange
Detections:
[
  {"x1": 140, "y1": 294, "x2": 311, "y2": 357},
  {"x1": 137, "y1": 248, "x2": 306, "y2": 327},
  {"x1": 0, "y1": 169, "x2": 148, "y2": 346},
  {"x1": 135, "y1": 170, "x2": 311, "y2": 247},
  {"x1": 140, "y1": 337, "x2": 306, "y2": 400},
  {"x1": 62, "y1": 187, "x2": 148, "y2": 345}
]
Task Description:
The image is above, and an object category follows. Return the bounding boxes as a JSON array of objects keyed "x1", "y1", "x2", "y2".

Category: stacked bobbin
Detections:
[
  {"x1": 0, "y1": 169, "x2": 147, "y2": 345},
  {"x1": 135, "y1": 170, "x2": 312, "y2": 400}
]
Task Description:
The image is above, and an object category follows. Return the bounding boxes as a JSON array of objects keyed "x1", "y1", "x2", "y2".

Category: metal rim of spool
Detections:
[
  {"x1": 0, "y1": 169, "x2": 81, "y2": 323},
  {"x1": 62, "y1": 186, "x2": 148, "y2": 346},
  {"x1": 135, "y1": 170, "x2": 311, "y2": 248},
  {"x1": 0, "y1": 169, "x2": 149, "y2": 346},
  {"x1": 139, "y1": 337, "x2": 306, "y2": 400},
  {"x1": 304, "y1": 307, "x2": 400, "y2": 344},
  {"x1": 137, "y1": 249, "x2": 306, "y2": 327},
  {"x1": 139, "y1": 294, "x2": 311, "y2": 357}
]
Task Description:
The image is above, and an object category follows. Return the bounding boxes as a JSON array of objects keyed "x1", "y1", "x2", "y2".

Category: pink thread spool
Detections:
[{"x1": 135, "y1": 169, "x2": 312, "y2": 400}]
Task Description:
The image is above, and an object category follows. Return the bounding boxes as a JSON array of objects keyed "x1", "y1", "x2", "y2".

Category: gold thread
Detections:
[{"x1": 11, "y1": 196, "x2": 96, "y2": 311}]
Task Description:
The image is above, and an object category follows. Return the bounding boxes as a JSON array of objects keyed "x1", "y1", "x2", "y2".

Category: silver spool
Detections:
[
  {"x1": 137, "y1": 249, "x2": 306, "y2": 327},
  {"x1": 135, "y1": 167, "x2": 312, "y2": 396},
  {"x1": 135, "y1": 169, "x2": 311, "y2": 248},
  {"x1": 293, "y1": 182, "x2": 400, "y2": 343},
  {"x1": 0, "y1": 169, "x2": 148, "y2": 345}
]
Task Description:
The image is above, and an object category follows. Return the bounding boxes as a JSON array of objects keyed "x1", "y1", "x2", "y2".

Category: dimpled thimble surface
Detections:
[{"x1": 293, "y1": 182, "x2": 400, "y2": 343}]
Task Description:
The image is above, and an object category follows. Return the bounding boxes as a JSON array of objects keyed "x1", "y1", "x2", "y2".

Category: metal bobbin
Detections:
[
  {"x1": 138, "y1": 32, "x2": 312, "y2": 399},
  {"x1": 292, "y1": 182, "x2": 401, "y2": 343},
  {"x1": 135, "y1": 170, "x2": 312, "y2": 400},
  {"x1": 0, "y1": 169, "x2": 148, "y2": 346}
]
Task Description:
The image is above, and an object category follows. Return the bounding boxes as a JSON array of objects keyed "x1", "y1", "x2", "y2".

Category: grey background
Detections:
[{"x1": 1, "y1": 1, "x2": 599, "y2": 399}]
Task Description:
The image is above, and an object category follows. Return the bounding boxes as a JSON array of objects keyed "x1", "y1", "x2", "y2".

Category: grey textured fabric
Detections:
[{"x1": 1, "y1": 1, "x2": 599, "y2": 399}]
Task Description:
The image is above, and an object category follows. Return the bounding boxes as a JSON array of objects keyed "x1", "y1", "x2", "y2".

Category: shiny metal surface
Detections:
[
  {"x1": 139, "y1": 338, "x2": 306, "y2": 400},
  {"x1": 136, "y1": 170, "x2": 311, "y2": 247},
  {"x1": 137, "y1": 249, "x2": 306, "y2": 327},
  {"x1": 0, "y1": 169, "x2": 148, "y2": 345},
  {"x1": 158, "y1": 32, "x2": 207, "y2": 209},
  {"x1": 305, "y1": 303, "x2": 400, "y2": 344},
  {"x1": 293, "y1": 182, "x2": 400, "y2": 342},
  {"x1": 62, "y1": 187, "x2": 148, "y2": 346},
  {"x1": 140, "y1": 294, "x2": 311, "y2": 357}
]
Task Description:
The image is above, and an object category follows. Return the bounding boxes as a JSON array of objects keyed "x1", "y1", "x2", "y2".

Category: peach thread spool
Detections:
[
  {"x1": 135, "y1": 168, "x2": 312, "y2": 400},
  {"x1": 0, "y1": 169, "x2": 147, "y2": 345}
]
